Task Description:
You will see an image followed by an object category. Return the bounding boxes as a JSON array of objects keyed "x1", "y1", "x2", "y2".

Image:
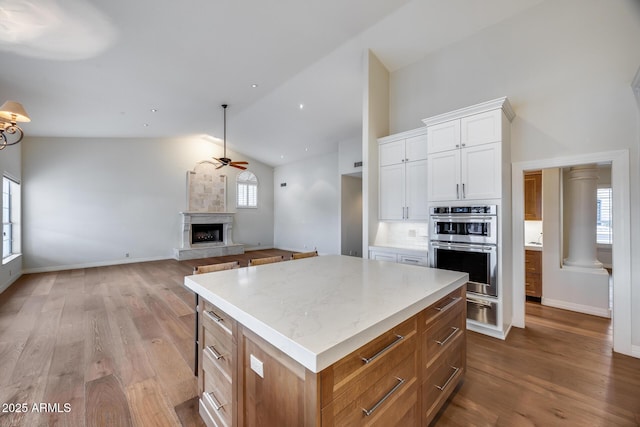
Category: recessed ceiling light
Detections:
[
  {"x1": 299, "y1": 103, "x2": 304, "y2": 110},
  {"x1": 280, "y1": 155, "x2": 285, "y2": 159},
  {"x1": 305, "y1": 147, "x2": 309, "y2": 152},
  {"x1": 150, "y1": 108, "x2": 158, "y2": 112},
  {"x1": 251, "y1": 84, "x2": 258, "y2": 88},
  {"x1": 143, "y1": 123, "x2": 149, "y2": 127}
]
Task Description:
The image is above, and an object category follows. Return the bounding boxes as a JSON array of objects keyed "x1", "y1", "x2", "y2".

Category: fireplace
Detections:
[
  {"x1": 174, "y1": 212, "x2": 244, "y2": 260},
  {"x1": 192, "y1": 223, "x2": 223, "y2": 244}
]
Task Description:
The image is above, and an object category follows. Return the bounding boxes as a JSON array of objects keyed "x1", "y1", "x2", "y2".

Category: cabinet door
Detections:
[
  {"x1": 379, "y1": 164, "x2": 405, "y2": 220},
  {"x1": 370, "y1": 251, "x2": 398, "y2": 262},
  {"x1": 428, "y1": 150, "x2": 460, "y2": 202},
  {"x1": 379, "y1": 139, "x2": 405, "y2": 166},
  {"x1": 405, "y1": 159, "x2": 428, "y2": 220},
  {"x1": 524, "y1": 171, "x2": 542, "y2": 220},
  {"x1": 461, "y1": 143, "x2": 501, "y2": 200},
  {"x1": 405, "y1": 134, "x2": 428, "y2": 162},
  {"x1": 427, "y1": 120, "x2": 461, "y2": 154},
  {"x1": 460, "y1": 109, "x2": 502, "y2": 148}
]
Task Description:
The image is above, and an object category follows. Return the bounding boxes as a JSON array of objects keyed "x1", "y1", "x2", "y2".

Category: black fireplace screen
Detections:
[{"x1": 191, "y1": 223, "x2": 223, "y2": 244}]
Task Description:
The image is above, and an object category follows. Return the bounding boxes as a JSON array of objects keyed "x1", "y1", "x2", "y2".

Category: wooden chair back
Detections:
[
  {"x1": 194, "y1": 261, "x2": 240, "y2": 274},
  {"x1": 248, "y1": 255, "x2": 284, "y2": 267},
  {"x1": 291, "y1": 250, "x2": 318, "y2": 260}
]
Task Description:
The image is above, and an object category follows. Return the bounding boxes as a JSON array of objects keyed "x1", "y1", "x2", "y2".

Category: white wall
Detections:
[
  {"x1": 388, "y1": 0, "x2": 640, "y2": 346},
  {"x1": 273, "y1": 151, "x2": 339, "y2": 254},
  {"x1": 0, "y1": 144, "x2": 22, "y2": 292},
  {"x1": 363, "y1": 50, "x2": 390, "y2": 257},
  {"x1": 339, "y1": 136, "x2": 363, "y2": 175},
  {"x1": 542, "y1": 168, "x2": 610, "y2": 317},
  {"x1": 21, "y1": 136, "x2": 274, "y2": 271}
]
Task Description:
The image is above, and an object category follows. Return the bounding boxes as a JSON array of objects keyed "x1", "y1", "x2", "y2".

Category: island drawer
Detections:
[
  {"x1": 422, "y1": 337, "x2": 465, "y2": 425},
  {"x1": 202, "y1": 327, "x2": 233, "y2": 382},
  {"x1": 422, "y1": 285, "x2": 466, "y2": 328},
  {"x1": 202, "y1": 352, "x2": 233, "y2": 427},
  {"x1": 320, "y1": 316, "x2": 417, "y2": 404},
  {"x1": 321, "y1": 352, "x2": 418, "y2": 426},
  {"x1": 422, "y1": 296, "x2": 465, "y2": 370},
  {"x1": 202, "y1": 300, "x2": 236, "y2": 341}
]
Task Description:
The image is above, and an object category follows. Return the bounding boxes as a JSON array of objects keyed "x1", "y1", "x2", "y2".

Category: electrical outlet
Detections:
[
  {"x1": 125, "y1": 253, "x2": 130, "y2": 258},
  {"x1": 250, "y1": 354, "x2": 264, "y2": 378}
]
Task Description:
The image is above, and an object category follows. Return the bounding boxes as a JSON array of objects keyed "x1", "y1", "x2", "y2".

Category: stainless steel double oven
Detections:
[{"x1": 429, "y1": 205, "x2": 498, "y2": 326}]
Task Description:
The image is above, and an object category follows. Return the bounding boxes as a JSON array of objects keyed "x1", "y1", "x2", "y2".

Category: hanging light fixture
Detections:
[{"x1": 0, "y1": 101, "x2": 31, "y2": 149}]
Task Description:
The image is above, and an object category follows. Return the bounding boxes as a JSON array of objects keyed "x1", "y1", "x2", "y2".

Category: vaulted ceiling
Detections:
[{"x1": 1, "y1": 0, "x2": 543, "y2": 166}]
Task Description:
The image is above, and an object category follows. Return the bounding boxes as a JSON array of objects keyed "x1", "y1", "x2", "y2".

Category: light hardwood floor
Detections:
[{"x1": 0, "y1": 255, "x2": 638, "y2": 426}]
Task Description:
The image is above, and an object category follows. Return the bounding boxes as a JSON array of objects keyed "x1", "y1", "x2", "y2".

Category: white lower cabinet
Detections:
[{"x1": 369, "y1": 247, "x2": 428, "y2": 266}]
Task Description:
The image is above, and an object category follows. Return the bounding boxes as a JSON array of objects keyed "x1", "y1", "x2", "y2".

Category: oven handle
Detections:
[
  {"x1": 430, "y1": 242, "x2": 495, "y2": 252},
  {"x1": 430, "y1": 216, "x2": 495, "y2": 222}
]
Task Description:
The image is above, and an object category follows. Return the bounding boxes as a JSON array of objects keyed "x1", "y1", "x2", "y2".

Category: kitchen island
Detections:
[{"x1": 185, "y1": 255, "x2": 468, "y2": 426}]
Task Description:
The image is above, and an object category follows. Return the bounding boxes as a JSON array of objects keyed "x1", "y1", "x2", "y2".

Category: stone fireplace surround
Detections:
[{"x1": 173, "y1": 212, "x2": 244, "y2": 261}]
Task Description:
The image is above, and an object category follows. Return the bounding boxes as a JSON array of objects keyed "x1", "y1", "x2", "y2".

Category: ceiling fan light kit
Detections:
[{"x1": 213, "y1": 104, "x2": 249, "y2": 170}]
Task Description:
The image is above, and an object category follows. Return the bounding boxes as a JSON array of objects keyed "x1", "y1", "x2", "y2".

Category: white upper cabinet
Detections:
[
  {"x1": 461, "y1": 109, "x2": 503, "y2": 147},
  {"x1": 423, "y1": 97, "x2": 514, "y2": 202},
  {"x1": 378, "y1": 129, "x2": 429, "y2": 221},
  {"x1": 427, "y1": 120, "x2": 461, "y2": 154}
]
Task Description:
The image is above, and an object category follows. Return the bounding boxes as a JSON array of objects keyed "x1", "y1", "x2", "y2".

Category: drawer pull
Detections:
[
  {"x1": 362, "y1": 377, "x2": 405, "y2": 416},
  {"x1": 204, "y1": 309, "x2": 233, "y2": 335},
  {"x1": 204, "y1": 310, "x2": 224, "y2": 323},
  {"x1": 204, "y1": 391, "x2": 224, "y2": 411},
  {"x1": 434, "y1": 296, "x2": 461, "y2": 313},
  {"x1": 206, "y1": 345, "x2": 224, "y2": 360},
  {"x1": 360, "y1": 334, "x2": 404, "y2": 364},
  {"x1": 435, "y1": 366, "x2": 460, "y2": 391},
  {"x1": 435, "y1": 327, "x2": 460, "y2": 346}
]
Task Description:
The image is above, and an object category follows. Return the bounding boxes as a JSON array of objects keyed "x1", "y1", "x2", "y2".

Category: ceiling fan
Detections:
[{"x1": 213, "y1": 104, "x2": 249, "y2": 170}]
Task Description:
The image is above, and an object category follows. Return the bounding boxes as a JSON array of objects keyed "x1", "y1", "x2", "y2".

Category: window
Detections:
[
  {"x1": 3, "y1": 176, "x2": 20, "y2": 260},
  {"x1": 596, "y1": 187, "x2": 612, "y2": 244},
  {"x1": 236, "y1": 171, "x2": 258, "y2": 208}
]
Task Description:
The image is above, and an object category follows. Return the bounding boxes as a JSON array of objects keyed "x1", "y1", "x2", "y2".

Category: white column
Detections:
[{"x1": 563, "y1": 165, "x2": 602, "y2": 269}]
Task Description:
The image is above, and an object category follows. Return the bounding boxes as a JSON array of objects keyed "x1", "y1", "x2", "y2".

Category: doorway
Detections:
[
  {"x1": 512, "y1": 150, "x2": 632, "y2": 356},
  {"x1": 341, "y1": 173, "x2": 363, "y2": 257}
]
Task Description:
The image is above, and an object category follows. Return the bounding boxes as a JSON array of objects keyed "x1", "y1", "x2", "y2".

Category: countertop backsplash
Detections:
[
  {"x1": 525, "y1": 220, "x2": 543, "y2": 246},
  {"x1": 375, "y1": 222, "x2": 429, "y2": 249}
]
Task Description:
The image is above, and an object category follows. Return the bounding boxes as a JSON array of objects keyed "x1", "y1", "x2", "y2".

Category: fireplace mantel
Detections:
[{"x1": 174, "y1": 212, "x2": 244, "y2": 260}]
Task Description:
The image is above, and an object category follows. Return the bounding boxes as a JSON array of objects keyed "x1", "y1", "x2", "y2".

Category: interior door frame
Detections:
[{"x1": 511, "y1": 149, "x2": 632, "y2": 357}]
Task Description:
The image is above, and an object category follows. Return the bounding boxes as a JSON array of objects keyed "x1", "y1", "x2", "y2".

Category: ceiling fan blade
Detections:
[
  {"x1": 231, "y1": 164, "x2": 247, "y2": 170},
  {"x1": 230, "y1": 161, "x2": 249, "y2": 165},
  {"x1": 215, "y1": 163, "x2": 225, "y2": 170}
]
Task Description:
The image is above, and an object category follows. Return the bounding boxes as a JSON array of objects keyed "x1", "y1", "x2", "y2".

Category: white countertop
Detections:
[
  {"x1": 185, "y1": 255, "x2": 467, "y2": 373},
  {"x1": 525, "y1": 244, "x2": 543, "y2": 251},
  {"x1": 369, "y1": 244, "x2": 429, "y2": 255}
]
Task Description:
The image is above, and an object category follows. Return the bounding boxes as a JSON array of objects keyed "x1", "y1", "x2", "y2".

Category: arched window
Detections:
[{"x1": 236, "y1": 171, "x2": 258, "y2": 208}]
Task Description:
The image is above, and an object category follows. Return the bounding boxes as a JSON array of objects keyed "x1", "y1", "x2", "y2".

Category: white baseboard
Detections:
[
  {"x1": 632, "y1": 345, "x2": 640, "y2": 359},
  {"x1": 542, "y1": 297, "x2": 611, "y2": 318},
  {"x1": 0, "y1": 272, "x2": 22, "y2": 294},
  {"x1": 22, "y1": 255, "x2": 171, "y2": 274}
]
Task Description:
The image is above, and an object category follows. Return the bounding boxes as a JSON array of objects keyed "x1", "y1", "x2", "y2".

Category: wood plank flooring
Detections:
[{"x1": 1, "y1": 252, "x2": 638, "y2": 426}]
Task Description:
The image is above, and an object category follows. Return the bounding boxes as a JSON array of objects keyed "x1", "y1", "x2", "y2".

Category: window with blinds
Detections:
[
  {"x1": 3, "y1": 176, "x2": 20, "y2": 260},
  {"x1": 596, "y1": 187, "x2": 612, "y2": 244},
  {"x1": 237, "y1": 171, "x2": 258, "y2": 208}
]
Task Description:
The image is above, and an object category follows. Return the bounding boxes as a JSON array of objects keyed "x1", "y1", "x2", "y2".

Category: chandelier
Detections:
[{"x1": 0, "y1": 101, "x2": 31, "y2": 150}]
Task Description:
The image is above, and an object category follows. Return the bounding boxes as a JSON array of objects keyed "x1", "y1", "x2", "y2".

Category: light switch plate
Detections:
[{"x1": 250, "y1": 354, "x2": 264, "y2": 378}]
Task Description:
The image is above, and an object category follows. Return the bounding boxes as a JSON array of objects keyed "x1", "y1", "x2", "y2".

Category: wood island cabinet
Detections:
[{"x1": 197, "y1": 285, "x2": 467, "y2": 426}]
